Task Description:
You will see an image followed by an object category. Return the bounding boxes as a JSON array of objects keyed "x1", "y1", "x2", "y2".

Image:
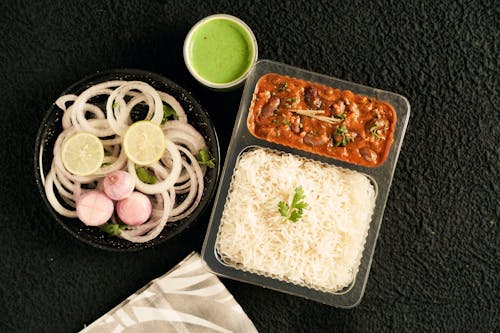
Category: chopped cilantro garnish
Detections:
[
  {"x1": 334, "y1": 125, "x2": 353, "y2": 147},
  {"x1": 335, "y1": 125, "x2": 348, "y2": 135},
  {"x1": 370, "y1": 123, "x2": 380, "y2": 139},
  {"x1": 136, "y1": 167, "x2": 157, "y2": 184},
  {"x1": 278, "y1": 186, "x2": 308, "y2": 222},
  {"x1": 196, "y1": 149, "x2": 215, "y2": 169},
  {"x1": 100, "y1": 223, "x2": 127, "y2": 236},
  {"x1": 161, "y1": 103, "x2": 178, "y2": 124},
  {"x1": 281, "y1": 114, "x2": 291, "y2": 125},
  {"x1": 285, "y1": 96, "x2": 299, "y2": 108}
]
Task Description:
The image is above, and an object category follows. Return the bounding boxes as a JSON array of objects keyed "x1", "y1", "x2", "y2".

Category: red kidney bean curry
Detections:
[{"x1": 247, "y1": 73, "x2": 397, "y2": 167}]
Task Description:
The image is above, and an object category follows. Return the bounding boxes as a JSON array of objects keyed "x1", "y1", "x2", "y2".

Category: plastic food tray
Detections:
[{"x1": 202, "y1": 59, "x2": 410, "y2": 307}]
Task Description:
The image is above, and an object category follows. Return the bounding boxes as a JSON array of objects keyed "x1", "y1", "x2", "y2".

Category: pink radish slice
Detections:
[
  {"x1": 103, "y1": 170, "x2": 135, "y2": 200},
  {"x1": 76, "y1": 190, "x2": 114, "y2": 226},
  {"x1": 116, "y1": 191, "x2": 152, "y2": 226}
]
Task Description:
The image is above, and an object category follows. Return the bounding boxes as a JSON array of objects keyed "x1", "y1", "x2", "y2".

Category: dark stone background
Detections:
[{"x1": 0, "y1": 0, "x2": 497, "y2": 332}]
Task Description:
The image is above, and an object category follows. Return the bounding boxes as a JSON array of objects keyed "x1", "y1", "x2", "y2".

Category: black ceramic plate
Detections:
[{"x1": 34, "y1": 69, "x2": 220, "y2": 251}]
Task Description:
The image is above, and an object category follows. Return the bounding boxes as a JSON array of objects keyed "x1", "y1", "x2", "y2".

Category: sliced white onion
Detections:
[
  {"x1": 44, "y1": 167, "x2": 78, "y2": 218},
  {"x1": 56, "y1": 94, "x2": 77, "y2": 112},
  {"x1": 158, "y1": 91, "x2": 187, "y2": 122},
  {"x1": 119, "y1": 190, "x2": 171, "y2": 243},
  {"x1": 106, "y1": 81, "x2": 163, "y2": 135},
  {"x1": 45, "y1": 80, "x2": 211, "y2": 244},
  {"x1": 57, "y1": 94, "x2": 77, "y2": 129},
  {"x1": 169, "y1": 159, "x2": 197, "y2": 217},
  {"x1": 163, "y1": 120, "x2": 206, "y2": 152},
  {"x1": 168, "y1": 146, "x2": 204, "y2": 222},
  {"x1": 128, "y1": 139, "x2": 182, "y2": 194}
]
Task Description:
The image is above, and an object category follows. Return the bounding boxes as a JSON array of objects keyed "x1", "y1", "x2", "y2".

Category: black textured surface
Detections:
[{"x1": 0, "y1": 0, "x2": 498, "y2": 332}]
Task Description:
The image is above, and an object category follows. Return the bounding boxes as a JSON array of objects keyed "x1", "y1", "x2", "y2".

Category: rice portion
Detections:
[{"x1": 216, "y1": 148, "x2": 376, "y2": 292}]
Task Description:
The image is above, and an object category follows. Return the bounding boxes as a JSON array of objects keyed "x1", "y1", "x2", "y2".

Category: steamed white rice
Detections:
[{"x1": 216, "y1": 148, "x2": 376, "y2": 292}]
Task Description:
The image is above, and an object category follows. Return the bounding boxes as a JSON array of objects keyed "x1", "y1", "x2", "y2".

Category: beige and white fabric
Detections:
[{"x1": 81, "y1": 252, "x2": 257, "y2": 333}]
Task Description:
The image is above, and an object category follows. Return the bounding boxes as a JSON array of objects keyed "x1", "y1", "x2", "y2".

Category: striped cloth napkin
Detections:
[{"x1": 81, "y1": 252, "x2": 257, "y2": 333}]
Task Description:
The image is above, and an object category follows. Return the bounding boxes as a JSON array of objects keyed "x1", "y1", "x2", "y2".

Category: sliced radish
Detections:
[
  {"x1": 103, "y1": 170, "x2": 135, "y2": 200},
  {"x1": 116, "y1": 191, "x2": 152, "y2": 226},
  {"x1": 76, "y1": 190, "x2": 114, "y2": 226}
]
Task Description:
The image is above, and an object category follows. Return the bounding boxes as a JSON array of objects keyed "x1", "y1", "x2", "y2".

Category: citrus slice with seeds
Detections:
[
  {"x1": 61, "y1": 132, "x2": 104, "y2": 176},
  {"x1": 123, "y1": 121, "x2": 165, "y2": 165}
]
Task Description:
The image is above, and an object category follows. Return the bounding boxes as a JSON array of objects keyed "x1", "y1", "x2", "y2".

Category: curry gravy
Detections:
[{"x1": 247, "y1": 73, "x2": 396, "y2": 167}]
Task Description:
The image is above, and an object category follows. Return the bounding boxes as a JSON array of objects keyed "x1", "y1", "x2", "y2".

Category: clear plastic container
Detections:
[{"x1": 201, "y1": 59, "x2": 410, "y2": 307}]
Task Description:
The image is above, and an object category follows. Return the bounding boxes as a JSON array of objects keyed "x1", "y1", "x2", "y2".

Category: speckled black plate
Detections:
[{"x1": 34, "y1": 69, "x2": 220, "y2": 251}]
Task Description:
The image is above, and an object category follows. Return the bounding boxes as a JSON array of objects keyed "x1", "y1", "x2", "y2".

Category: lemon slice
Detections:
[
  {"x1": 61, "y1": 132, "x2": 104, "y2": 176},
  {"x1": 123, "y1": 121, "x2": 165, "y2": 165}
]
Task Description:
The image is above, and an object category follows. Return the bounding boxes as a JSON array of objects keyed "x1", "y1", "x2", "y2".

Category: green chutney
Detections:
[{"x1": 189, "y1": 18, "x2": 255, "y2": 84}]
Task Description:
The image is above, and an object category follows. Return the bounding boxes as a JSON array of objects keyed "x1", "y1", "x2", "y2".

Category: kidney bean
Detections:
[
  {"x1": 303, "y1": 132, "x2": 329, "y2": 146},
  {"x1": 260, "y1": 96, "x2": 281, "y2": 118},
  {"x1": 304, "y1": 86, "x2": 322, "y2": 109},
  {"x1": 359, "y1": 147, "x2": 378, "y2": 162}
]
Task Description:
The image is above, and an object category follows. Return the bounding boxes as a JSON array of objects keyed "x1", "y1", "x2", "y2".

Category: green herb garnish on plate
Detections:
[
  {"x1": 136, "y1": 167, "x2": 157, "y2": 184},
  {"x1": 278, "y1": 186, "x2": 308, "y2": 222},
  {"x1": 100, "y1": 222, "x2": 127, "y2": 236},
  {"x1": 161, "y1": 103, "x2": 178, "y2": 124},
  {"x1": 196, "y1": 149, "x2": 215, "y2": 168}
]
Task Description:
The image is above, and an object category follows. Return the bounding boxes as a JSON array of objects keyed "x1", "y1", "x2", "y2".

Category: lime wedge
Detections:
[
  {"x1": 123, "y1": 121, "x2": 165, "y2": 165},
  {"x1": 61, "y1": 132, "x2": 104, "y2": 176}
]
